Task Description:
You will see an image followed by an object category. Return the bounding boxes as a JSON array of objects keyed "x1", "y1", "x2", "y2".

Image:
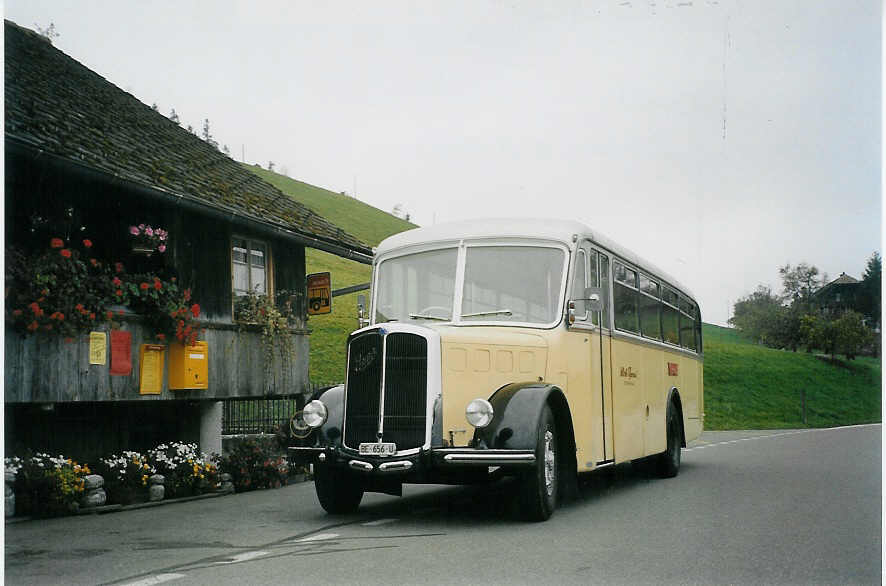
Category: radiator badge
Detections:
[{"x1": 353, "y1": 347, "x2": 379, "y2": 373}]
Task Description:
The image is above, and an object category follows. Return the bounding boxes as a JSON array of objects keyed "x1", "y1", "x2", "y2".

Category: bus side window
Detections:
[
  {"x1": 600, "y1": 254, "x2": 610, "y2": 329},
  {"x1": 613, "y1": 261, "x2": 639, "y2": 333},
  {"x1": 590, "y1": 251, "x2": 611, "y2": 329},
  {"x1": 572, "y1": 249, "x2": 589, "y2": 321}
]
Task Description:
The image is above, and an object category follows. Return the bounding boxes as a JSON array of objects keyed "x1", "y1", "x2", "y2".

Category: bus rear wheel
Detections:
[
  {"x1": 519, "y1": 404, "x2": 557, "y2": 522},
  {"x1": 314, "y1": 464, "x2": 364, "y2": 514},
  {"x1": 656, "y1": 403, "x2": 682, "y2": 478}
]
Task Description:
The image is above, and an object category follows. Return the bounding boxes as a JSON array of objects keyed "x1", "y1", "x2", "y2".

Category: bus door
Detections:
[
  {"x1": 570, "y1": 243, "x2": 614, "y2": 466},
  {"x1": 589, "y1": 248, "x2": 614, "y2": 463}
]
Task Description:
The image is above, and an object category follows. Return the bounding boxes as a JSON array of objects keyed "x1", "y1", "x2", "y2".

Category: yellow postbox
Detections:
[{"x1": 168, "y1": 341, "x2": 209, "y2": 390}]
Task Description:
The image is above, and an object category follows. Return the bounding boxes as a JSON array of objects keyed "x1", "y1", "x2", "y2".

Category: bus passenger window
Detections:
[
  {"x1": 639, "y1": 275, "x2": 661, "y2": 340},
  {"x1": 679, "y1": 297, "x2": 697, "y2": 351},
  {"x1": 614, "y1": 262, "x2": 639, "y2": 334},
  {"x1": 662, "y1": 287, "x2": 680, "y2": 345}
]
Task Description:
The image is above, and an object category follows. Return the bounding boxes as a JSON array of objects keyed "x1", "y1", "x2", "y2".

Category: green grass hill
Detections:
[
  {"x1": 702, "y1": 323, "x2": 880, "y2": 429},
  {"x1": 247, "y1": 166, "x2": 881, "y2": 429},
  {"x1": 245, "y1": 165, "x2": 416, "y2": 382}
]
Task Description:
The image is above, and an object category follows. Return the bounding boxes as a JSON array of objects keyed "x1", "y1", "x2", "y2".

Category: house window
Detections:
[{"x1": 233, "y1": 237, "x2": 269, "y2": 296}]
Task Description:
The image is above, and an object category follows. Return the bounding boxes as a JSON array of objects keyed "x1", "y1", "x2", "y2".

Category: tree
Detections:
[
  {"x1": 222, "y1": 145, "x2": 231, "y2": 157},
  {"x1": 267, "y1": 161, "x2": 275, "y2": 172},
  {"x1": 729, "y1": 285, "x2": 783, "y2": 344},
  {"x1": 201, "y1": 119, "x2": 218, "y2": 149},
  {"x1": 779, "y1": 262, "x2": 822, "y2": 304},
  {"x1": 34, "y1": 23, "x2": 60, "y2": 44},
  {"x1": 168, "y1": 109, "x2": 180, "y2": 125},
  {"x1": 801, "y1": 310, "x2": 873, "y2": 360},
  {"x1": 151, "y1": 102, "x2": 159, "y2": 112},
  {"x1": 861, "y1": 251, "x2": 881, "y2": 329}
]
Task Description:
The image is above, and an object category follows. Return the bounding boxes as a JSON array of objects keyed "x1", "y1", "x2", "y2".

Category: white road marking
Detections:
[
  {"x1": 685, "y1": 424, "x2": 880, "y2": 451},
  {"x1": 214, "y1": 550, "x2": 269, "y2": 565},
  {"x1": 120, "y1": 574, "x2": 186, "y2": 586},
  {"x1": 295, "y1": 532, "x2": 339, "y2": 542},
  {"x1": 362, "y1": 518, "x2": 398, "y2": 526}
]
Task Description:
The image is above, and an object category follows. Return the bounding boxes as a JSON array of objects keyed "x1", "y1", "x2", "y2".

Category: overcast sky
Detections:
[{"x1": 5, "y1": 1, "x2": 881, "y2": 325}]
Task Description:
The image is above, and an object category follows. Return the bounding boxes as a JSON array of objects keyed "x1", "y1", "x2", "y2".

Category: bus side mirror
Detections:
[{"x1": 357, "y1": 294, "x2": 370, "y2": 328}]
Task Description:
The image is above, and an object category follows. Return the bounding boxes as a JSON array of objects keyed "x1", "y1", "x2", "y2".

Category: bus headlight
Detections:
[
  {"x1": 465, "y1": 399, "x2": 494, "y2": 428},
  {"x1": 302, "y1": 400, "x2": 328, "y2": 428}
]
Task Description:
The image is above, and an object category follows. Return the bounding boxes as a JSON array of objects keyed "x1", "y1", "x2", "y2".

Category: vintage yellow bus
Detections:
[{"x1": 290, "y1": 219, "x2": 703, "y2": 521}]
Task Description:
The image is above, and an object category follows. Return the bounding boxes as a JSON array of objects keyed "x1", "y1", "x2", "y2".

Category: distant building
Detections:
[
  {"x1": 4, "y1": 20, "x2": 372, "y2": 460},
  {"x1": 814, "y1": 272, "x2": 862, "y2": 317}
]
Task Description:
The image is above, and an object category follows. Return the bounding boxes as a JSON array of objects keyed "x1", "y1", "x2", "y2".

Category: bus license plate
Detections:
[{"x1": 359, "y1": 442, "x2": 396, "y2": 456}]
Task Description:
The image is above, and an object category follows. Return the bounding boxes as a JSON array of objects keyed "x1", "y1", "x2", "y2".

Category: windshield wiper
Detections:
[
  {"x1": 461, "y1": 309, "x2": 512, "y2": 318},
  {"x1": 408, "y1": 313, "x2": 449, "y2": 321}
]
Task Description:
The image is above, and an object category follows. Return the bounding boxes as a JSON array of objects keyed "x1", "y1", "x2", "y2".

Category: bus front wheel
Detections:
[
  {"x1": 519, "y1": 404, "x2": 557, "y2": 522},
  {"x1": 314, "y1": 464, "x2": 364, "y2": 514}
]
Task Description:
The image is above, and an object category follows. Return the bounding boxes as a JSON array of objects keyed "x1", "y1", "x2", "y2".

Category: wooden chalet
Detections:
[{"x1": 4, "y1": 21, "x2": 372, "y2": 460}]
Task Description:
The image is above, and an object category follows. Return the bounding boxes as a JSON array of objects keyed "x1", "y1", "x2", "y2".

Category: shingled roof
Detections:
[{"x1": 4, "y1": 20, "x2": 372, "y2": 261}]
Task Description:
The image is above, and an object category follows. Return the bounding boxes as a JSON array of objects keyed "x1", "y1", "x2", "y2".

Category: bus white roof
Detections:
[{"x1": 375, "y1": 218, "x2": 697, "y2": 302}]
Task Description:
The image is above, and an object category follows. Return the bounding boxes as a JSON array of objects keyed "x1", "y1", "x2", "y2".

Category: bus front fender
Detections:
[{"x1": 473, "y1": 382, "x2": 565, "y2": 451}]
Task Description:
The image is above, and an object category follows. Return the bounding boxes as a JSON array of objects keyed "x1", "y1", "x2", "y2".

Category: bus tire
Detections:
[
  {"x1": 519, "y1": 404, "x2": 557, "y2": 521},
  {"x1": 656, "y1": 403, "x2": 682, "y2": 478},
  {"x1": 311, "y1": 300, "x2": 321, "y2": 312},
  {"x1": 314, "y1": 464, "x2": 363, "y2": 514}
]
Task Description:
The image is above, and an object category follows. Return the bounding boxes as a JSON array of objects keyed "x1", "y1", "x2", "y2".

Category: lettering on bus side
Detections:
[{"x1": 619, "y1": 366, "x2": 638, "y2": 385}]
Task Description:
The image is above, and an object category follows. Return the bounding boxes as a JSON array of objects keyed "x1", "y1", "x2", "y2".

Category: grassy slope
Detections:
[
  {"x1": 702, "y1": 323, "x2": 881, "y2": 429},
  {"x1": 244, "y1": 165, "x2": 416, "y2": 382}
]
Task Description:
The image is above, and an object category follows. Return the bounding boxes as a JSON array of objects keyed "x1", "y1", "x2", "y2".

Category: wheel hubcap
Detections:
[{"x1": 544, "y1": 429, "x2": 555, "y2": 496}]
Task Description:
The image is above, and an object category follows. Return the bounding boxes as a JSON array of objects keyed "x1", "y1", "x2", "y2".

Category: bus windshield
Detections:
[
  {"x1": 374, "y1": 248, "x2": 458, "y2": 324},
  {"x1": 374, "y1": 244, "x2": 566, "y2": 326},
  {"x1": 461, "y1": 246, "x2": 565, "y2": 325}
]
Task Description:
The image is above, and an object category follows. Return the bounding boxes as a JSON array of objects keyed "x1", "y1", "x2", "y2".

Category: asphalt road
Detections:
[{"x1": 4, "y1": 425, "x2": 881, "y2": 585}]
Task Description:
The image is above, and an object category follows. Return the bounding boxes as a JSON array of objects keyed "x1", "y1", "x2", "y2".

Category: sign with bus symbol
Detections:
[{"x1": 307, "y1": 272, "x2": 332, "y2": 315}]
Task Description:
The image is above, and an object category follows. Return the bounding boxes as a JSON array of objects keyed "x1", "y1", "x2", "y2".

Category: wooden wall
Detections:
[{"x1": 4, "y1": 321, "x2": 310, "y2": 403}]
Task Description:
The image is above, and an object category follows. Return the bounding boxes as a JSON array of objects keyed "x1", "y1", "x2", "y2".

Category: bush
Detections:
[
  {"x1": 7, "y1": 453, "x2": 90, "y2": 517},
  {"x1": 219, "y1": 439, "x2": 289, "y2": 492},
  {"x1": 147, "y1": 442, "x2": 218, "y2": 498},
  {"x1": 96, "y1": 451, "x2": 156, "y2": 505}
]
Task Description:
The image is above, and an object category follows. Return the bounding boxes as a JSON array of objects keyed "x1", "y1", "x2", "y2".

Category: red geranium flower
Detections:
[
  {"x1": 154, "y1": 281, "x2": 162, "y2": 291},
  {"x1": 90, "y1": 258, "x2": 98, "y2": 267},
  {"x1": 82, "y1": 239, "x2": 93, "y2": 248},
  {"x1": 50, "y1": 238, "x2": 64, "y2": 248},
  {"x1": 183, "y1": 288, "x2": 191, "y2": 302},
  {"x1": 27, "y1": 321, "x2": 39, "y2": 332},
  {"x1": 116, "y1": 289, "x2": 123, "y2": 297},
  {"x1": 190, "y1": 304, "x2": 200, "y2": 318},
  {"x1": 60, "y1": 249, "x2": 72, "y2": 258},
  {"x1": 29, "y1": 302, "x2": 40, "y2": 314},
  {"x1": 112, "y1": 277, "x2": 122, "y2": 287},
  {"x1": 140, "y1": 282, "x2": 149, "y2": 290},
  {"x1": 89, "y1": 313, "x2": 95, "y2": 320},
  {"x1": 106, "y1": 311, "x2": 114, "y2": 320},
  {"x1": 115, "y1": 262, "x2": 124, "y2": 273}
]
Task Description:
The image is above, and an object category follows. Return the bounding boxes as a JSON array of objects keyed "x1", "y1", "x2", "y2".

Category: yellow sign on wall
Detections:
[
  {"x1": 139, "y1": 344, "x2": 165, "y2": 395},
  {"x1": 89, "y1": 332, "x2": 107, "y2": 365}
]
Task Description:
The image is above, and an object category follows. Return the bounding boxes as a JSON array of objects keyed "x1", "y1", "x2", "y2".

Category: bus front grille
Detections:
[{"x1": 344, "y1": 330, "x2": 428, "y2": 451}]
